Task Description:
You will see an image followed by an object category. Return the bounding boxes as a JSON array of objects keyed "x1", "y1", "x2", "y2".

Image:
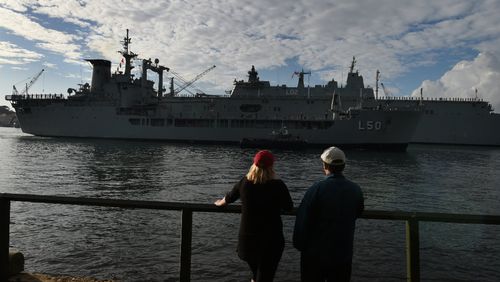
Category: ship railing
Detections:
[
  {"x1": 173, "y1": 93, "x2": 231, "y2": 98},
  {"x1": 377, "y1": 96, "x2": 483, "y2": 102},
  {"x1": 4, "y1": 94, "x2": 65, "y2": 101},
  {"x1": 1, "y1": 193, "x2": 499, "y2": 282}
]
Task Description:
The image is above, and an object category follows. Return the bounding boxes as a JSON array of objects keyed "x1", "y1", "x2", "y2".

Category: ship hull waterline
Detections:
[{"x1": 13, "y1": 101, "x2": 420, "y2": 151}]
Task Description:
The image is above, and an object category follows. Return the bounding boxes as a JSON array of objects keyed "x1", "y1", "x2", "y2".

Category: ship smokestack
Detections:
[{"x1": 86, "y1": 59, "x2": 111, "y2": 93}]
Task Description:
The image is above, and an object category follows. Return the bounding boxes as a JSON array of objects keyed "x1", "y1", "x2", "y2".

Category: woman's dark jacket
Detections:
[{"x1": 225, "y1": 177, "x2": 293, "y2": 260}]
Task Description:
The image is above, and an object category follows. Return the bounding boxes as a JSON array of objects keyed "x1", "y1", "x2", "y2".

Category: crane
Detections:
[
  {"x1": 12, "y1": 69, "x2": 45, "y2": 95},
  {"x1": 171, "y1": 65, "x2": 216, "y2": 96},
  {"x1": 380, "y1": 82, "x2": 391, "y2": 97}
]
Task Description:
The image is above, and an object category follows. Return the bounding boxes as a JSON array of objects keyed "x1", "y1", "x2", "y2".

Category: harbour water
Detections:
[{"x1": 0, "y1": 127, "x2": 499, "y2": 281}]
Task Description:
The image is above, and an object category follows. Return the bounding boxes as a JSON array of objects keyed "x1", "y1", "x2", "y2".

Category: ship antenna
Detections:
[
  {"x1": 330, "y1": 90, "x2": 335, "y2": 120},
  {"x1": 349, "y1": 56, "x2": 356, "y2": 73},
  {"x1": 306, "y1": 70, "x2": 311, "y2": 99},
  {"x1": 124, "y1": 29, "x2": 129, "y2": 54},
  {"x1": 119, "y1": 29, "x2": 138, "y2": 78},
  {"x1": 375, "y1": 70, "x2": 380, "y2": 99},
  {"x1": 419, "y1": 88, "x2": 424, "y2": 106}
]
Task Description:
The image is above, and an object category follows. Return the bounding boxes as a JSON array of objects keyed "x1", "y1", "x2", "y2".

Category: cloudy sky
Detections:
[{"x1": 1, "y1": 0, "x2": 500, "y2": 110}]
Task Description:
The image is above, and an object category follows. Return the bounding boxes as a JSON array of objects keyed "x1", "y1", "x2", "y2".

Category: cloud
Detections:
[
  {"x1": 0, "y1": 6, "x2": 82, "y2": 62},
  {"x1": 0, "y1": 7, "x2": 77, "y2": 43},
  {"x1": 42, "y1": 62, "x2": 57, "y2": 69},
  {"x1": 0, "y1": 41, "x2": 43, "y2": 64},
  {"x1": 11, "y1": 66, "x2": 29, "y2": 71},
  {"x1": 0, "y1": 0, "x2": 32, "y2": 12},
  {"x1": 1, "y1": 0, "x2": 500, "y2": 99},
  {"x1": 411, "y1": 52, "x2": 500, "y2": 112}
]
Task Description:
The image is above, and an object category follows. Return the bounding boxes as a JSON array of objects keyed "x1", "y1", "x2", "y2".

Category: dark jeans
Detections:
[
  {"x1": 300, "y1": 252, "x2": 352, "y2": 282},
  {"x1": 245, "y1": 243, "x2": 284, "y2": 282}
]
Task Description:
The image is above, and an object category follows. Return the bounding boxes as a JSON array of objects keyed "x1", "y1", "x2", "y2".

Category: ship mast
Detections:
[
  {"x1": 293, "y1": 69, "x2": 311, "y2": 98},
  {"x1": 349, "y1": 56, "x2": 356, "y2": 74},
  {"x1": 375, "y1": 70, "x2": 380, "y2": 99},
  {"x1": 119, "y1": 29, "x2": 138, "y2": 78}
]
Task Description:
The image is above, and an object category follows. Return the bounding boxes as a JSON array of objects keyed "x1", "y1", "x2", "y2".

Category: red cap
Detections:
[{"x1": 253, "y1": 150, "x2": 275, "y2": 168}]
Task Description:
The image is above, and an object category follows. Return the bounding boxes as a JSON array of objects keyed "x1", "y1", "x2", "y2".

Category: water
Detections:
[{"x1": 1, "y1": 127, "x2": 499, "y2": 281}]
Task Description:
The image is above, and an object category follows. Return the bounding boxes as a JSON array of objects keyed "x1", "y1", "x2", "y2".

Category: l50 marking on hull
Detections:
[{"x1": 358, "y1": 121, "x2": 382, "y2": 130}]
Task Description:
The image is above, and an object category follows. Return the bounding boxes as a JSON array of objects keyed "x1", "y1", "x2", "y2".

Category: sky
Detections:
[{"x1": 1, "y1": 0, "x2": 500, "y2": 111}]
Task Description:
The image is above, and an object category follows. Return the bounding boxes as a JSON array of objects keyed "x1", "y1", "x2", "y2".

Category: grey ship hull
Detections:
[
  {"x1": 374, "y1": 98, "x2": 500, "y2": 146},
  {"x1": 11, "y1": 96, "x2": 421, "y2": 150}
]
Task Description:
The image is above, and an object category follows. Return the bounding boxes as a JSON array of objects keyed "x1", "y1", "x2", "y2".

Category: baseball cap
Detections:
[
  {"x1": 320, "y1": 146, "x2": 346, "y2": 165},
  {"x1": 253, "y1": 150, "x2": 275, "y2": 168}
]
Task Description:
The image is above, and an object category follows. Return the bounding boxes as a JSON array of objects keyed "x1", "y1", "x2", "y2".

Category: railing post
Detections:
[
  {"x1": 180, "y1": 208, "x2": 193, "y2": 282},
  {"x1": 406, "y1": 218, "x2": 420, "y2": 282},
  {"x1": 0, "y1": 198, "x2": 10, "y2": 281}
]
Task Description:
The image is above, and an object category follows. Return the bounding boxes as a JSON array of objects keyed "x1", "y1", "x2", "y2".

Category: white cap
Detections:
[{"x1": 320, "y1": 146, "x2": 346, "y2": 165}]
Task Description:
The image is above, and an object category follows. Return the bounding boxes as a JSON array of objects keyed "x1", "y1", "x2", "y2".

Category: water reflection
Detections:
[{"x1": 1, "y1": 128, "x2": 500, "y2": 281}]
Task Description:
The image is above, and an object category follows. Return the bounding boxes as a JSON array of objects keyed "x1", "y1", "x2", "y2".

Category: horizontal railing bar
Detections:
[
  {"x1": 0, "y1": 193, "x2": 241, "y2": 213},
  {"x1": 360, "y1": 210, "x2": 500, "y2": 225},
  {"x1": 1, "y1": 193, "x2": 500, "y2": 225}
]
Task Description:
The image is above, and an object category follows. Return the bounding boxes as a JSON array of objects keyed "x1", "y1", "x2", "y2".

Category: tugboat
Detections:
[{"x1": 240, "y1": 126, "x2": 308, "y2": 149}]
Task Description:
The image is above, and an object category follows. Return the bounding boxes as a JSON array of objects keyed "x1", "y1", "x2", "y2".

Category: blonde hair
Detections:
[{"x1": 246, "y1": 163, "x2": 275, "y2": 184}]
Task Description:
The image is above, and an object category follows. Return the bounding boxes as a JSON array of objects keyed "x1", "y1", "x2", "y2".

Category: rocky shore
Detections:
[{"x1": 0, "y1": 106, "x2": 17, "y2": 127}]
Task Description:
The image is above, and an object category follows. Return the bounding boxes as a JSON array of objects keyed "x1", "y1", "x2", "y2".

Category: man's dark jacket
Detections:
[{"x1": 293, "y1": 173, "x2": 364, "y2": 263}]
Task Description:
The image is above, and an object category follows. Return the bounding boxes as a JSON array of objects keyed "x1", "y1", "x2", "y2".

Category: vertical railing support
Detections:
[
  {"x1": 406, "y1": 217, "x2": 420, "y2": 282},
  {"x1": 180, "y1": 208, "x2": 193, "y2": 282},
  {"x1": 0, "y1": 198, "x2": 10, "y2": 281}
]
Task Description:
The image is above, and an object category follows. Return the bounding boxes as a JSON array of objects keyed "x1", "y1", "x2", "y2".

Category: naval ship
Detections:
[
  {"x1": 5, "y1": 30, "x2": 421, "y2": 150},
  {"x1": 232, "y1": 57, "x2": 500, "y2": 146}
]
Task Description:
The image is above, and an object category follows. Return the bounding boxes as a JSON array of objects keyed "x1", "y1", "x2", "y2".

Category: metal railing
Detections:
[
  {"x1": 1, "y1": 193, "x2": 499, "y2": 282},
  {"x1": 5, "y1": 94, "x2": 64, "y2": 101},
  {"x1": 376, "y1": 96, "x2": 484, "y2": 102}
]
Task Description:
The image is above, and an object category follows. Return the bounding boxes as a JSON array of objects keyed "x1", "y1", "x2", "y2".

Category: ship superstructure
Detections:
[
  {"x1": 5, "y1": 31, "x2": 421, "y2": 150},
  {"x1": 232, "y1": 57, "x2": 500, "y2": 146}
]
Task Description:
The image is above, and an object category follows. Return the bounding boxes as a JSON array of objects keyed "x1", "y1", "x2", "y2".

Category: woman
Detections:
[{"x1": 215, "y1": 150, "x2": 293, "y2": 282}]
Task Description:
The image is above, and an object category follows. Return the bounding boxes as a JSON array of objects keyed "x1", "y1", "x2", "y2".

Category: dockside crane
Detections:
[{"x1": 12, "y1": 69, "x2": 45, "y2": 95}]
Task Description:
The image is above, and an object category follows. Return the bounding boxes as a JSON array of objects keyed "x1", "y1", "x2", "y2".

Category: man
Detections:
[{"x1": 293, "y1": 146, "x2": 364, "y2": 282}]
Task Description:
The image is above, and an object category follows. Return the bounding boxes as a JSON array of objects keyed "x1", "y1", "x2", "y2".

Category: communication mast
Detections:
[
  {"x1": 292, "y1": 69, "x2": 312, "y2": 98},
  {"x1": 119, "y1": 29, "x2": 138, "y2": 78}
]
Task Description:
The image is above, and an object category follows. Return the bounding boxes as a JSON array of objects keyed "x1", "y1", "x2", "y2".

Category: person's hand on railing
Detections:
[{"x1": 214, "y1": 197, "x2": 227, "y2": 207}]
